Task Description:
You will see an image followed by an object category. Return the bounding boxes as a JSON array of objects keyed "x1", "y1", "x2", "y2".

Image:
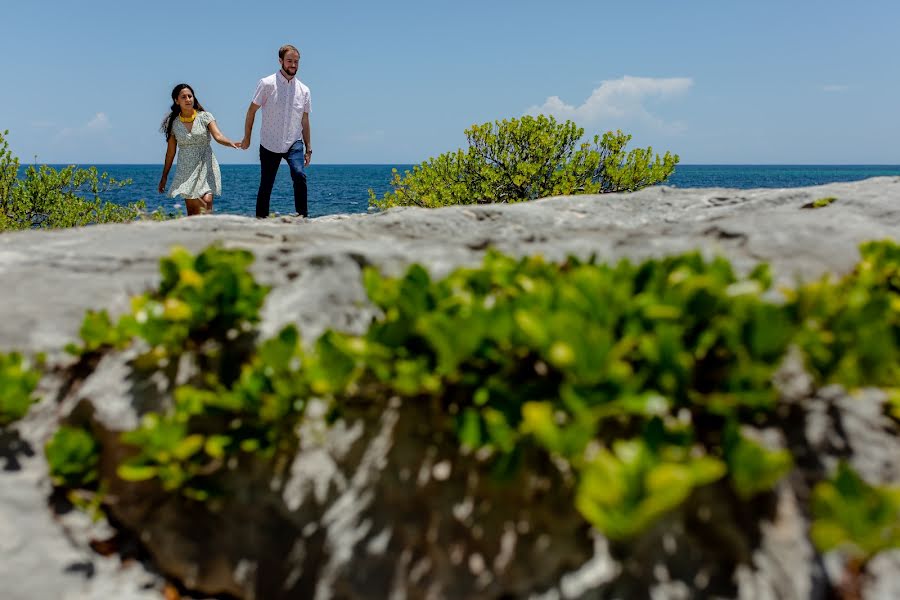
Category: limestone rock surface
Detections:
[{"x1": 1, "y1": 178, "x2": 899, "y2": 599}]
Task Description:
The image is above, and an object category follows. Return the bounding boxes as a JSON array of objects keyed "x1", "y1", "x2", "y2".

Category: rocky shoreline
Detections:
[{"x1": 1, "y1": 178, "x2": 898, "y2": 599}]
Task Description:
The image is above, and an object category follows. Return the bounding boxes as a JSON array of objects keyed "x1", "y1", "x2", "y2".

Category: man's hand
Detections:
[
  {"x1": 240, "y1": 137, "x2": 251, "y2": 150},
  {"x1": 304, "y1": 149, "x2": 312, "y2": 167}
]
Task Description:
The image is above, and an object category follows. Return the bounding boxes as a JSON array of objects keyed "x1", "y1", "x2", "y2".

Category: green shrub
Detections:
[
  {"x1": 0, "y1": 129, "x2": 167, "y2": 231},
  {"x1": 369, "y1": 115, "x2": 679, "y2": 209},
  {"x1": 0, "y1": 352, "x2": 42, "y2": 426}
]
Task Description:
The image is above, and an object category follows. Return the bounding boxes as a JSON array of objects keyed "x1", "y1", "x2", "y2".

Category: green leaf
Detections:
[
  {"x1": 172, "y1": 434, "x2": 205, "y2": 460},
  {"x1": 575, "y1": 438, "x2": 725, "y2": 540},
  {"x1": 204, "y1": 435, "x2": 232, "y2": 459},
  {"x1": 117, "y1": 463, "x2": 159, "y2": 482},
  {"x1": 459, "y1": 408, "x2": 482, "y2": 450},
  {"x1": 45, "y1": 426, "x2": 100, "y2": 488},
  {"x1": 0, "y1": 352, "x2": 42, "y2": 426},
  {"x1": 810, "y1": 462, "x2": 900, "y2": 560},
  {"x1": 725, "y1": 427, "x2": 793, "y2": 499}
]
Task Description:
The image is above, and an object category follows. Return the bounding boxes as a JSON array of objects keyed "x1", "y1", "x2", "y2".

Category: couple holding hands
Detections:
[{"x1": 158, "y1": 44, "x2": 312, "y2": 218}]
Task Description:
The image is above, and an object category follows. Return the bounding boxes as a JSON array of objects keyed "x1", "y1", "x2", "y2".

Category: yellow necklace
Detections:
[{"x1": 179, "y1": 110, "x2": 197, "y2": 123}]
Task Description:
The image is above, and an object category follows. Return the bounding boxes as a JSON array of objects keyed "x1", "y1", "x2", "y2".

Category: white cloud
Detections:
[
  {"x1": 526, "y1": 75, "x2": 693, "y2": 132},
  {"x1": 85, "y1": 112, "x2": 110, "y2": 130},
  {"x1": 822, "y1": 84, "x2": 849, "y2": 93},
  {"x1": 58, "y1": 112, "x2": 111, "y2": 139}
]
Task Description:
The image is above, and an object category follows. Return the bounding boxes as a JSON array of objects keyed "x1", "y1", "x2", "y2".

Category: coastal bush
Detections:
[
  {"x1": 0, "y1": 351, "x2": 43, "y2": 426},
  {"x1": 51, "y1": 240, "x2": 900, "y2": 565},
  {"x1": 0, "y1": 129, "x2": 167, "y2": 230},
  {"x1": 369, "y1": 115, "x2": 679, "y2": 209}
]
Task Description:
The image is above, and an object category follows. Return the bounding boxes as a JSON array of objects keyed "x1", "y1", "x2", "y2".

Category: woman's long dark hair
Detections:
[{"x1": 160, "y1": 83, "x2": 206, "y2": 141}]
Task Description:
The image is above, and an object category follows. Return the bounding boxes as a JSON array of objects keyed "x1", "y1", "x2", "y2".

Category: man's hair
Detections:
[{"x1": 278, "y1": 44, "x2": 300, "y2": 60}]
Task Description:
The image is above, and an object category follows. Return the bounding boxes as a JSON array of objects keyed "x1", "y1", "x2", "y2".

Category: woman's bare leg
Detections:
[{"x1": 185, "y1": 198, "x2": 201, "y2": 216}]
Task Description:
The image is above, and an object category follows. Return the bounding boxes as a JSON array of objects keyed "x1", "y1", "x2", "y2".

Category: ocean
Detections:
[{"x1": 32, "y1": 164, "x2": 900, "y2": 218}]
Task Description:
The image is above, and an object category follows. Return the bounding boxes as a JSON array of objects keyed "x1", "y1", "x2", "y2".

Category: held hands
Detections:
[
  {"x1": 240, "y1": 137, "x2": 251, "y2": 150},
  {"x1": 227, "y1": 140, "x2": 242, "y2": 149}
]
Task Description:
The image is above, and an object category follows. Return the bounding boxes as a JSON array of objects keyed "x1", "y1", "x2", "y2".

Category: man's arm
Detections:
[
  {"x1": 302, "y1": 112, "x2": 311, "y2": 166},
  {"x1": 241, "y1": 102, "x2": 260, "y2": 150}
]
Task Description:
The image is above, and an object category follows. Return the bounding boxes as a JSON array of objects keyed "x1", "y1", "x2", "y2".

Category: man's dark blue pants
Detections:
[{"x1": 256, "y1": 140, "x2": 308, "y2": 218}]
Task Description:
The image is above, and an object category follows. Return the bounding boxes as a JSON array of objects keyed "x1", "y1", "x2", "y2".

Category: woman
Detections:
[{"x1": 158, "y1": 83, "x2": 241, "y2": 216}]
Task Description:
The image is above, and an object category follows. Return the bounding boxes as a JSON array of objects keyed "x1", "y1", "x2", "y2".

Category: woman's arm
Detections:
[
  {"x1": 207, "y1": 120, "x2": 241, "y2": 149},
  {"x1": 158, "y1": 135, "x2": 176, "y2": 193}
]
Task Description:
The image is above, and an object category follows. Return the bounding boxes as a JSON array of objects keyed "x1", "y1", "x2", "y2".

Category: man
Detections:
[{"x1": 242, "y1": 44, "x2": 312, "y2": 218}]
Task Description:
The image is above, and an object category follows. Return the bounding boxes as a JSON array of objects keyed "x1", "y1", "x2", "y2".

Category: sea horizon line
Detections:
[{"x1": 23, "y1": 163, "x2": 900, "y2": 168}]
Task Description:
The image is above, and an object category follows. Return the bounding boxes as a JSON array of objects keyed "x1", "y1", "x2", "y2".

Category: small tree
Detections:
[
  {"x1": 370, "y1": 115, "x2": 679, "y2": 209},
  {"x1": 0, "y1": 130, "x2": 157, "y2": 231}
]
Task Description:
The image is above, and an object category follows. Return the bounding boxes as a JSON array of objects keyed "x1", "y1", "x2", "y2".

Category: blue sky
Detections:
[{"x1": 2, "y1": 1, "x2": 898, "y2": 165}]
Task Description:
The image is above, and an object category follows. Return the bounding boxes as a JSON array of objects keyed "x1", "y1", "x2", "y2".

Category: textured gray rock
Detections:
[
  {"x1": 1, "y1": 177, "x2": 898, "y2": 599},
  {"x1": 2, "y1": 385, "x2": 164, "y2": 600},
  {"x1": 3, "y1": 177, "x2": 899, "y2": 357}
]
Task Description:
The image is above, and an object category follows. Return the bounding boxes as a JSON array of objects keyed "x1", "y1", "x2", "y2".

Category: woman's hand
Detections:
[{"x1": 158, "y1": 176, "x2": 167, "y2": 194}]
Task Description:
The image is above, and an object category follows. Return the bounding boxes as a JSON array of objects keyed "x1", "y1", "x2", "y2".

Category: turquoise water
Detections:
[
  {"x1": 668, "y1": 165, "x2": 900, "y2": 190},
  {"x1": 28, "y1": 164, "x2": 900, "y2": 218},
  {"x1": 34, "y1": 164, "x2": 403, "y2": 218}
]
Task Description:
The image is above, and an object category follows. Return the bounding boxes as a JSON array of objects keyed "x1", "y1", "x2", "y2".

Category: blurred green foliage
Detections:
[
  {"x1": 50, "y1": 240, "x2": 900, "y2": 558},
  {"x1": 789, "y1": 240, "x2": 900, "y2": 387},
  {"x1": 65, "y1": 245, "x2": 273, "y2": 497},
  {"x1": 811, "y1": 462, "x2": 900, "y2": 563},
  {"x1": 68, "y1": 245, "x2": 269, "y2": 362},
  {"x1": 0, "y1": 352, "x2": 42, "y2": 426},
  {"x1": 45, "y1": 425, "x2": 100, "y2": 488}
]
